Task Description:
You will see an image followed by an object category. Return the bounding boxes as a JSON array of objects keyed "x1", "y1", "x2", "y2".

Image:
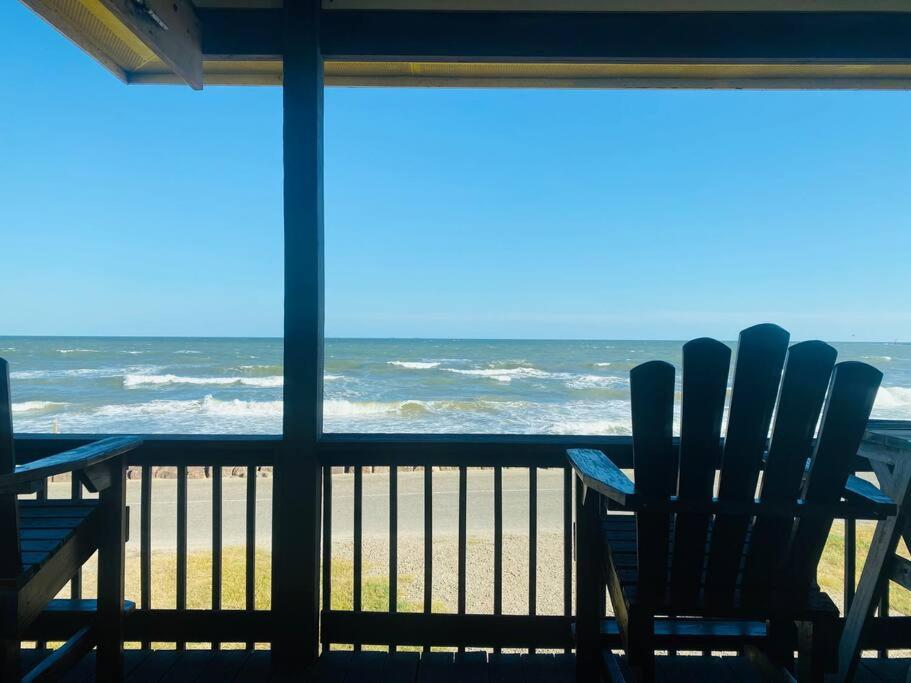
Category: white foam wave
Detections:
[
  {"x1": 57, "y1": 348, "x2": 98, "y2": 354},
  {"x1": 324, "y1": 398, "x2": 510, "y2": 417},
  {"x1": 387, "y1": 361, "x2": 441, "y2": 369},
  {"x1": 548, "y1": 418, "x2": 632, "y2": 436},
  {"x1": 96, "y1": 396, "x2": 283, "y2": 419},
  {"x1": 875, "y1": 386, "x2": 911, "y2": 410},
  {"x1": 174, "y1": 350, "x2": 201, "y2": 354},
  {"x1": 122, "y1": 350, "x2": 146, "y2": 355},
  {"x1": 863, "y1": 355, "x2": 893, "y2": 362},
  {"x1": 446, "y1": 366, "x2": 552, "y2": 383},
  {"x1": 11, "y1": 370, "x2": 45, "y2": 379},
  {"x1": 11, "y1": 367, "x2": 126, "y2": 380},
  {"x1": 324, "y1": 374, "x2": 344, "y2": 381},
  {"x1": 325, "y1": 399, "x2": 415, "y2": 417},
  {"x1": 565, "y1": 374, "x2": 630, "y2": 390},
  {"x1": 594, "y1": 362, "x2": 612, "y2": 367},
  {"x1": 12, "y1": 401, "x2": 68, "y2": 413},
  {"x1": 123, "y1": 374, "x2": 283, "y2": 388}
]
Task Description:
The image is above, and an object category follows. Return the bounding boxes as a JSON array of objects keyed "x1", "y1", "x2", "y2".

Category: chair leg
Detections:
[
  {"x1": 626, "y1": 607, "x2": 655, "y2": 683},
  {"x1": 796, "y1": 617, "x2": 837, "y2": 683},
  {"x1": 96, "y1": 459, "x2": 126, "y2": 680},
  {"x1": 765, "y1": 618, "x2": 796, "y2": 674},
  {"x1": 0, "y1": 638, "x2": 19, "y2": 681},
  {"x1": 576, "y1": 482, "x2": 603, "y2": 681}
]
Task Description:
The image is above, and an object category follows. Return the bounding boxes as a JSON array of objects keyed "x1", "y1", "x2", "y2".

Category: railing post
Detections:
[
  {"x1": 273, "y1": 0, "x2": 324, "y2": 669},
  {"x1": 576, "y1": 479, "x2": 602, "y2": 680}
]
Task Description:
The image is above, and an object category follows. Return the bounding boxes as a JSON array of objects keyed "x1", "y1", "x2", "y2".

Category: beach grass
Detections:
[
  {"x1": 62, "y1": 520, "x2": 909, "y2": 651},
  {"x1": 818, "y1": 520, "x2": 911, "y2": 616},
  {"x1": 73, "y1": 547, "x2": 417, "y2": 613}
]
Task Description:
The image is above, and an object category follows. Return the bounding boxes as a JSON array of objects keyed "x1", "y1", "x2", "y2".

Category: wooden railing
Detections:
[
  {"x1": 13, "y1": 429, "x2": 911, "y2": 654},
  {"x1": 16, "y1": 435, "x2": 279, "y2": 646}
]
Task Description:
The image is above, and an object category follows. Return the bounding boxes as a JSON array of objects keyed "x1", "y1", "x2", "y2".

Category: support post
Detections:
[
  {"x1": 96, "y1": 456, "x2": 126, "y2": 679},
  {"x1": 272, "y1": 0, "x2": 324, "y2": 669}
]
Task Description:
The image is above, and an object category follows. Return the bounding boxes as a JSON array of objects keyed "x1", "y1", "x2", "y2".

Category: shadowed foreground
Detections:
[{"x1": 21, "y1": 649, "x2": 911, "y2": 682}]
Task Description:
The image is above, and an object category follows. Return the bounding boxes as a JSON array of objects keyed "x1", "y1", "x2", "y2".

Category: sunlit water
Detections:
[{"x1": 4, "y1": 336, "x2": 909, "y2": 435}]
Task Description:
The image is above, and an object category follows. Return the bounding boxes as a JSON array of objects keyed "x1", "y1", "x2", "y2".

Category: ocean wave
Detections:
[
  {"x1": 96, "y1": 396, "x2": 283, "y2": 418},
  {"x1": 11, "y1": 367, "x2": 127, "y2": 380},
  {"x1": 122, "y1": 350, "x2": 146, "y2": 355},
  {"x1": 547, "y1": 418, "x2": 632, "y2": 436},
  {"x1": 57, "y1": 348, "x2": 98, "y2": 354},
  {"x1": 445, "y1": 366, "x2": 553, "y2": 382},
  {"x1": 863, "y1": 355, "x2": 893, "y2": 362},
  {"x1": 324, "y1": 374, "x2": 344, "y2": 381},
  {"x1": 123, "y1": 374, "x2": 283, "y2": 388},
  {"x1": 565, "y1": 375, "x2": 630, "y2": 390},
  {"x1": 594, "y1": 362, "x2": 612, "y2": 367},
  {"x1": 12, "y1": 401, "x2": 68, "y2": 413},
  {"x1": 174, "y1": 350, "x2": 201, "y2": 354},
  {"x1": 875, "y1": 386, "x2": 911, "y2": 410},
  {"x1": 387, "y1": 361, "x2": 440, "y2": 369},
  {"x1": 324, "y1": 398, "x2": 515, "y2": 418},
  {"x1": 238, "y1": 364, "x2": 283, "y2": 374}
]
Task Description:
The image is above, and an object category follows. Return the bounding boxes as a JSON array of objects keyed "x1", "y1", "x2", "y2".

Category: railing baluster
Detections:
[
  {"x1": 321, "y1": 465, "x2": 332, "y2": 638},
  {"x1": 70, "y1": 475, "x2": 82, "y2": 602},
  {"x1": 245, "y1": 465, "x2": 256, "y2": 650},
  {"x1": 212, "y1": 465, "x2": 222, "y2": 650},
  {"x1": 458, "y1": 465, "x2": 467, "y2": 654},
  {"x1": 844, "y1": 517, "x2": 856, "y2": 612},
  {"x1": 176, "y1": 464, "x2": 187, "y2": 650},
  {"x1": 353, "y1": 465, "x2": 363, "y2": 652},
  {"x1": 424, "y1": 465, "x2": 433, "y2": 653},
  {"x1": 879, "y1": 580, "x2": 890, "y2": 659},
  {"x1": 529, "y1": 467, "x2": 538, "y2": 655},
  {"x1": 141, "y1": 465, "x2": 151, "y2": 650},
  {"x1": 36, "y1": 478, "x2": 48, "y2": 650},
  {"x1": 564, "y1": 466, "x2": 573, "y2": 654},
  {"x1": 494, "y1": 465, "x2": 503, "y2": 654},
  {"x1": 389, "y1": 464, "x2": 398, "y2": 653}
]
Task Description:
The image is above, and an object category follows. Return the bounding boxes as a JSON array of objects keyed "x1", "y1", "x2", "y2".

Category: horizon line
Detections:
[{"x1": 1, "y1": 333, "x2": 908, "y2": 344}]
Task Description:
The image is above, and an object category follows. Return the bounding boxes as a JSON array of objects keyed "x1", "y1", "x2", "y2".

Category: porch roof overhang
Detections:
[{"x1": 19, "y1": 0, "x2": 911, "y2": 90}]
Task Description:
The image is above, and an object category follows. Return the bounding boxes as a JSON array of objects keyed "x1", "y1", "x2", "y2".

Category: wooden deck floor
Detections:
[{"x1": 21, "y1": 649, "x2": 911, "y2": 682}]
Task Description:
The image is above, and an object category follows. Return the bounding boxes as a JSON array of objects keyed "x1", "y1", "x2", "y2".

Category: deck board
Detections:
[{"x1": 17, "y1": 649, "x2": 911, "y2": 681}]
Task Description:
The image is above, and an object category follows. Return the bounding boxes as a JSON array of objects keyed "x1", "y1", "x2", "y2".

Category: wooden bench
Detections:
[{"x1": 0, "y1": 357, "x2": 141, "y2": 681}]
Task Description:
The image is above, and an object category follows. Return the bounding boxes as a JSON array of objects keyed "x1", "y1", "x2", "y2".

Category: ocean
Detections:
[{"x1": 3, "y1": 336, "x2": 910, "y2": 435}]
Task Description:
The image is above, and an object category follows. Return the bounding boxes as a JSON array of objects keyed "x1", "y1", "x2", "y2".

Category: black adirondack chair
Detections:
[
  {"x1": 0, "y1": 358, "x2": 141, "y2": 681},
  {"x1": 569, "y1": 324, "x2": 893, "y2": 682}
]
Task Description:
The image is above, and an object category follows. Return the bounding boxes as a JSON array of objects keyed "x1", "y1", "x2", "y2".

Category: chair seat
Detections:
[
  {"x1": 14, "y1": 499, "x2": 103, "y2": 586},
  {"x1": 602, "y1": 515, "x2": 837, "y2": 619}
]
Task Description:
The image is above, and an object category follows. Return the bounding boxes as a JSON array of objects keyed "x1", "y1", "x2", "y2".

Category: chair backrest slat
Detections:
[
  {"x1": 742, "y1": 341, "x2": 836, "y2": 591},
  {"x1": 705, "y1": 324, "x2": 790, "y2": 603},
  {"x1": 630, "y1": 360, "x2": 676, "y2": 604},
  {"x1": 0, "y1": 358, "x2": 22, "y2": 579},
  {"x1": 785, "y1": 361, "x2": 882, "y2": 593},
  {"x1": 670, "y1": 338, "x2": 731, "y2": 605}
]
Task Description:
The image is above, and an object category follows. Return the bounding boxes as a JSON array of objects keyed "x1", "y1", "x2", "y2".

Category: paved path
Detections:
[{"x1": 47, "y1": 468, "x2": 568, "y2": 551}]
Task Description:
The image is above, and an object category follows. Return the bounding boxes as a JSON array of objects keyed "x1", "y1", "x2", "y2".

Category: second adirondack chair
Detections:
[{"x1": 570, "y1": 324, "x2": 892, "y2": 682}]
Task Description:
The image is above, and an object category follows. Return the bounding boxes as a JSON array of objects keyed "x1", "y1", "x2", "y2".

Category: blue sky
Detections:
[{"x1": 3, "y1": 2, "x2": 911, "y2": 341}]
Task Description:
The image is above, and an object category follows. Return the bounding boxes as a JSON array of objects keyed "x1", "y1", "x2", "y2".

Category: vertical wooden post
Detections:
[
  {"x1": 273, "y1": 0, "x2": 324, "y2": 669},
  {"x1": 575, "y1": 480, "x2": 602, "y2": 680},
  {"x1": 96, "y1": 457, "x2": 126, "y2": 679}
]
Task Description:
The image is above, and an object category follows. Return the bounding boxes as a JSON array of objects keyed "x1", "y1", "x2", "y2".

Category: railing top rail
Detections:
[{"x1": 12, "y1": 418, "x2": 906, "y2": 468}]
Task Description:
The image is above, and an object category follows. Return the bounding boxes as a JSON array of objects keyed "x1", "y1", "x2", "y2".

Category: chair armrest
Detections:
[
  {"x1": 0, "y1": 436, "x2": 142, "y2": 494},
  {"x1": 842, "y1": 474, "x2": 896, "y2": 517},
  {"x1": 567, "y1": 448, "x2": 635, "y2": 505}
]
